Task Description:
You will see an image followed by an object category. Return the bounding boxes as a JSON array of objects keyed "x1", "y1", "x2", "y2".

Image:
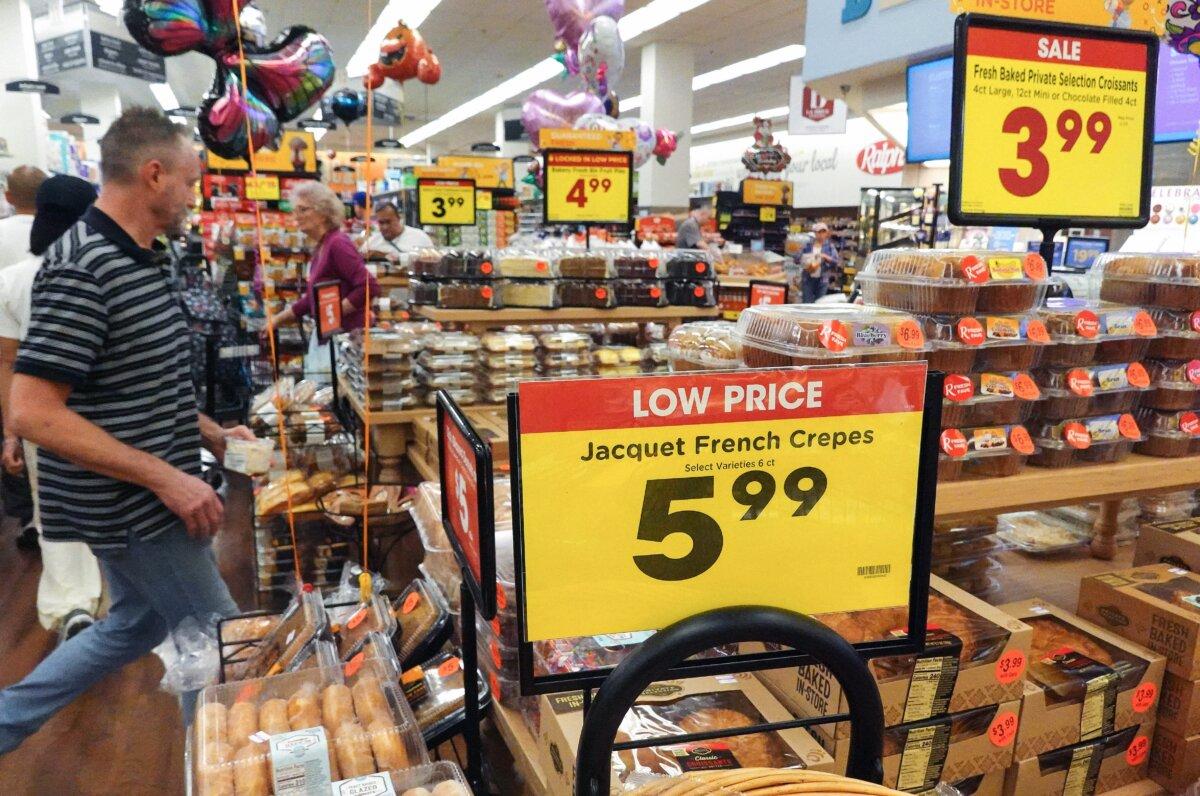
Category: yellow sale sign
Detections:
[
  {"x1": 418, "y1": 178, "x2": 476, "y2": 226},
  {"x1": 515, "y1": 364, "x2": 929, "y2": 641},
  {"x1": 544, "y1": 149, "x2": 633, "y2": 225},
  {"x1": 245, "y1": 175, "x2": 280, "y2": 201},
  {"x1": 953, "y1": 17, "x2": 1155, "y2": 225}
]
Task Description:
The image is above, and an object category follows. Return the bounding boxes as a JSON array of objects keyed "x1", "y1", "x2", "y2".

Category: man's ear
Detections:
[{"x1": 139, "y1": 158, "x2": 166, "y2": 190}]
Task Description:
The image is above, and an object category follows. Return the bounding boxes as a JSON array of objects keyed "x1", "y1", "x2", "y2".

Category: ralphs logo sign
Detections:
[{"x1": 856, "y1": 140, "x2": 905, "y2": 175}]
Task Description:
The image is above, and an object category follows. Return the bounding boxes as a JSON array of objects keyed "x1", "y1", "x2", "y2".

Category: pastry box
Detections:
[
  {"x1": 1095, "y1": 252, "x2": 1200, "y2": 311},
  {"x1": 1134, "y1": 407, "x2": 1200, "y2": 458},
  {"x1": 996, "y1": 512, "x2": 1091, "y2": 555},
  {"x1": 1147, "y1": 308, "x2": 1200, "y2": 360},
  {"x1": 1036, "y1": 299, "x2": 1158, "y2": 367},
  {"x1": 662, "y1": 249, "x2": 715, "y2": 280},
  {"x1": 1003, "y1": 723, "x2": 1154, "y2": 796},
  {"x1": 810, "y1": 699, "x2": 1023, "y2": 792},
  {"x1": 1148, "y1": 724, "x2": 1199, "y2": 794},
  {"x1": 536, "y1": 673, "x2": 834, "y2": 794},
  {"x1": 920, "y1": 313, "x2": 1049, "y2": 375},
  {"x1": 235, "y1": 588, "x2": 329, "y2": 680},
  {"x1": 1027, "y1": 414, "x2": 1144, "y2": 468},
  {"x1": 1078, "y1": 564, "x2": 1200, "y2": 679},
  {"x1": 667, "y1": 321, "x2": 742, "y2": 371},
  {"x1": 735, "y1": 304, "x2": 927, "y2": 368},
  {"x1": 859, "y1": 249, "x2": 1050, "y2": 314},
  {"x1": 496, "y1": 249, "x2": 559, "y2": 279},
  {"x1": 940, "y1": 371, "x2": 1040, "y2": 429},
  {"x1": 999, "y1": 600, "x2": 1164, "y2": 760},
  {"x1": 1144, "y1": 358, "x2": 1200, "y2": 411},
  {"x1": 751, "y1": 577, "x2": 1032, "y2": 733},
  {"x1": 1134, "y1": 516, "x2": 1200, "y2": 574},
  {"x1": 391, "y1": 576, "x2": 452, "y2": 669},
  {"x1": 937, "y1": 424, "x2": 1036, "y2": 481},
  {"x1": 1033, "y1": 363, "x2": 1152, "y2": 420},
  {"x1": 1158, "y1": 670, "x2": 1200, "y2": 739}
]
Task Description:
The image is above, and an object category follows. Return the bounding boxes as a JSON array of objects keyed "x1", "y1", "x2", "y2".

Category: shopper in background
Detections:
[
  {"x1": 360, "y1": 200, "x2": 433, "y2": 261},
  {"x1": 268, "y1": 180, "x2": 380, "y2": 333},
  {"x1": 350, "y1": 190, "x2": 370, "y2": 237},
  {"x1": 0, "y1": 166, "x2": 47, "y2": 268},
  {"x1": 0, "y1": 175, "x2": 103, "y2": 642},
  {"x1": 0, "y1": 107, "x2": 250, "y2": 755},
  {"x1": 677, "y1": 202, "x2": 712, "y2": 250},
  {"x1": 799, "y1": 222, "x2": 839, "y2": 303}
]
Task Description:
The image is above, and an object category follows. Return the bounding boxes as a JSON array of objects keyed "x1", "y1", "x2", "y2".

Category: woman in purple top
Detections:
[{"x1": 268, "y1": 180, "x2": 379, "y2": 332}]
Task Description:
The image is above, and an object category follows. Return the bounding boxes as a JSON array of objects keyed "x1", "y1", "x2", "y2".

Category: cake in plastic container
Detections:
[
  {"x1": 937, "y1": 424, "x2": 1037, "y2": 480},
  {"x1": 859, "y1": 249, "x2": 1050, "y2": 314},
  {"x1": 735, "y1": 304, "x2": 927, "y2": 368},
  {"x1": 1094, "y1": 252, "x2": 1200, "y2": 310},
  {"x1": 1145, "y1": 359, "x2": 1200, "y2": 411},
  {"x1": 1028, "y1": 413, "x2": 1144, "y2": 468},
  {"x1": 1033, "y1": 363, "x2": 1152, "y2": 420},
  {"x1": 1134, "y1": 407, "x2": 1200, "y2": 458},
  {"x1": 1036, "y1": 299, "x2": 1157, "y2": 366}
]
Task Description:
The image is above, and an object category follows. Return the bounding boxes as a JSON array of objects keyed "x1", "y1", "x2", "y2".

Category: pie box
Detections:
[
  {"x1": 1078, "y1": 564, "x2": 1200, "y2": 680},
  {"x1": 998, "y1": 599, "x2": 1165, "y2": 760},
  {"x1": 1158, "y1": 671, "x2": 1200, "y2": 737},
  {"x1": 748, "y1": 576, "x2": 1032, "y2": 736},
  {"x1": 1002, "y1": 721, "x2": 1155, "y2": 796},
  {"x1": 534, "y1": 672, "x2": 834, "y2": 794},
  {"x1": 1133, "y1": 517, "x2": 1200, "y2": 574},
  {"x1": 807, "y1": 698, "x2": 1022, "y2": 792},
  {"x1": 942, "y1": 768, "x2": 1005, "y2": 796},
  {"x1": 1147, "y1": 724, "x2": 1200, "y2": 793}
]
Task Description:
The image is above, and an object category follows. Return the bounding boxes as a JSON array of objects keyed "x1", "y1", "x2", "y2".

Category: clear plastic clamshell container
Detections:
[
  {"x1": 480, "y1": 352, "x2": 539, "y2": 373},
  {"x1": 557, "y1": 251, "x2": 615, "y2": 279},
  {"x1": 410, "y1": 248, "x2": 443, "y2": 278},
  {"x1": 1145, "y1": 359, "x2": 1200, "y2": 411},
  {"x1": 661, "y1": 249, "x2": 715, "y2": 280},
  {"x1": 1033, "y1": 363, "x2": 1152, "y2": 420},
  {"x1": 666, "y1": 321, "x2": 741, "y2": 372},
  {"x1": 479, "y1": 331, "x2": 536, "y2": 353},
  {"x1": 438, "y1": 249, "x2": 496, "y2": 280},
  {"x1": 192, "y1": 656, "x2": 426, "y2": 795},
  {"x1": 920, "y1": 313, "x2": 1050, "y2": 374},
  {"x1": 537, "y1": 330, "x2": 592, "y2": 352},
  {"x1": 859, "y1": 249, "x2": 1050, "y2": 314},
  {"x1": 939, "y1": 371, "x2": 1041, "y2": 429},
  {"x1": 495, "y1": 248, "x2": 558, "y2": 279},
  {"x1": 1147, "y1": 308, "x2": 1200, "y2": 360},
  {"x1": 435, "y1": 281, "x2": 502, "y2": 310},
  {"x1": 612, "y1": 250, "x2": 663, "y2": 279},
  {"x1": 415, "y1": 367, "x2": 476, "y2": 391},
  {"x1": 329, "y1": 593, "x2": 397, "y2": 661},
  {"x1": 736, "y1": 304, "x2": 927, "y2": 368},
  {"x1": 421, "y1": 332, "x2": 480, "y2": 355},
  {"x1": 1095, "y1": 251, "x2": 1200, "y2": 310},
  {"x1": 1028, "y1": 413, "x2": 1145, "y2": 468},
  {"x1": 614, "y1": 279, "x2": 667, "y2": 307},
  {"x1": 938, "y1": 424, "x2": 1037, "y2": 481},
  {"x1": 593, "y1": 345, "x2": 644, "y2": 367},
  {"x1": 382, "y1": 761, "x2": 472, "y2": 795},
  {"x1": 400, "y1": 650, "x2": 491, "y2": 743},
  {"x1": 1036, "y1": 299, "x2": 1158, "y2": 367},
  {"x1": 415, "y1": 352, "x2": 478, "y2": 372},
  {"x1": 235, "y1": 589, "x2": 329, "y2": 680},
  {"x1": 664, "y1": 280, "x2": 717, "y2": 307},
  {"x1": 391, "y1": 578, "x2": 452, "y2": 670},
  {"x1": 997, "y1": 511, "x2": 1091, "y2": 554},
  {"x1": 498, "y1": 280, "x2": 560, "y2": 309},
  {"x1": 558, "y1": 280, "x2": 617, "y2": 309},
  {"x1": 1135, "y1": 407, "x2": 1200, "y2": 458}
]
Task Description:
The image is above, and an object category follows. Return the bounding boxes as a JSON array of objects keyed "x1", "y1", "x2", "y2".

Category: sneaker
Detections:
[
  {"x1": 59, "y1": 609, "x2": 94, "y2": 642},
  {"x1": 15, "y1": 521, "x2": 38, "y2": 552}
]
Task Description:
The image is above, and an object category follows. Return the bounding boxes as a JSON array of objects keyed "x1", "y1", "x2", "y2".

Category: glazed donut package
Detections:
[
  {"x1": 1005, "y1": 723, "x2": 1154, "y2": 796},
  {"x1": 667, "y1": 321, "x2": 742, "y2": 371},
  {"x1": 1032, "y1": 363, "x2": 1153, "y2": 420},
  {"x1": 999, "y1": 600, "x2": 1163, "y2": 761},
  {"x1": 1133, "y1": 407, "x2": 1200, "y2": 458},
  {"x1": 939, "y1": 371, "x2": 1041, "y2": 430},
  {"x1": 735, "y1": 304, "x2": 927, "y2": 368},
  {"x1": 751, "y1": 577, "x2": 1032, "y2": 734},
  {"x1": 937, "y1": 424, "x2": 1037, "y2": 481},
  {"x1": 192, "y1": 656, "x2": 426, "y2": 796},
  {"x1": 858, "y1": 249, "x2": 1050, "y2": 315},
  {"x1": 1094, "y1": 252, "x2": 1200, "y2": 311},
  {"x1": 1036, "y1": 299, "x2": 1158, "y2": 367},
  {"x1": 536, "y1": 672, "x2": 834, "y2": 794}
]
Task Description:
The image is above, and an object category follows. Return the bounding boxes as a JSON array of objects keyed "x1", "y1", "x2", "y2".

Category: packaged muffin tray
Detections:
[
  {"x1": 1095, "y1": 252, "x2": 1200, "y2": 310},
  {"x1": 1134, "y1": 407, "x2": 1200, "y2": 458},
  {"x1": 1028, "y1": 413, "x2": 1145, "y2": 468},
  {"x1": 921, "y1": 313, "x2": 1050, "y2": 374},
  {"x1": 940, "y1": 371, "x2": 1040, "y2": 428},
  {"x1": 667, "y1": 321, "x2": 741, "y2": 371},
  {"x1": 1036, "y1": 299, "x2": 1158, "y2": 367},
  {"x1": 1033, "y1": 362, "x2": 1152, "y2": 419},
  {"x1": 192, "y1": 657, "x2": 425, "y2": 795},
  {"x1": 938, "y1": 424, "x2": 1036, "y2": 480},
  {"x1": 736, "y1": 304, "x2": 926, "y2": 368},
  {"x1": 859, "y1": 249, "x2": 1050, "y2": 314},
  {"x1": 997, "y1": 511, "x2": 1091, "y2": 554}
]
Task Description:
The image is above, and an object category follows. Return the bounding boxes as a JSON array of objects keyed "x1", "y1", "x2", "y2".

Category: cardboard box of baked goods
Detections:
[
  {"x1": 1148, "y1": 724, "x2": 1200, "y2": 793},
  {"x1": 1004, "y1": 721, "x2": 1155, "y2": 796},
  {"x1": 809, "y1": 698, "x2": 1022, "y2": 792},
  {"x1": 944, "y1": 768, "x2": 1005, "y2": 796},
  {"x1": 749, "y1": 576, "x2": 1032, "y2": 736},
  {"x1": 1133, "y1": 517, "x2": 1200, "y2": 572},
  {"x1": 1158, "y1": 670, "x2": 1200, "y2": 737},
  {"x1": 536, "y1": 673, "x2": 834, "y2": 794},
  {"x1": 1078, "y1": 564, "x2": 1200, "y2": 680},
  {"x1": 1000, "y1": 599, "x2": 1165, "y2": 760}
]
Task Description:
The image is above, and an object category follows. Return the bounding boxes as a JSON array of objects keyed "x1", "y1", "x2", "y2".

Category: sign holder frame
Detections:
[
  {"x1": 542, "y1": 147, "x2": 635, "y2": 229},
  {"x1": 506, "y1": 368, "x2": 944, "y2": 696},
  {"x1": 948, "y1": 14, "x2": 1158, "y2": 269},
  {"x1": 748, "y1": 279, "x2": 790, "y2": 306}
]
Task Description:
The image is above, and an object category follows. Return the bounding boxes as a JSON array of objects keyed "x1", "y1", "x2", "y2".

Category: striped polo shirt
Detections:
[{"x1": 15, "y1": 207, "x2": 201, "y2": 548}]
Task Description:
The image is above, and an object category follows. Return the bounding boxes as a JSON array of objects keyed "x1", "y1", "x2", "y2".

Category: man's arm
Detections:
[
  {"x1": 198, "y1": 412, "x2": 255, "y2": 461},
  {"x1": 10, "y1": 375, "x2": 225, "y2": 538},
  {"x1": 0, "y1": 336, "x2": 23, "y2": 473}
]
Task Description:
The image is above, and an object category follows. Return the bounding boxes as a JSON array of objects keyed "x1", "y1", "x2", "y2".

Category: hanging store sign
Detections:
[
  {"x1": 89, "y1": 31, "x2": 166, "y2": 83},
  {"x1": 6, "y1": 80, "x2": 59, "y2": 95},
  {"x1": 741, "y1": 178, "x2": 792, "y2": 206},
  {"x1": 543, "y1": 149, "x2": 634, "y2": 226},
  {"x1": 37, "y1": 32, "x2": 87, "y2": 76},
  {"x1": 438, "y1": 156, "x2": 515, "y2": 189},
  {"x1": 538, "y1": 128, "x2": 635, "y2": 152},
  {"x1": 418, "y1": 178, "x2": 477, "y2": 226}
]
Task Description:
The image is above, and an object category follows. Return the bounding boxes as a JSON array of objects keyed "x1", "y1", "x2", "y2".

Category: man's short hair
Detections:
[
  {"x1": 98, "y1": 107, "x2": 189, "y2": 184},
  {"x1": 5, "y1": 165, "x2": 47, "y2": 209},
  {"x1": 375, "y1": 202, "x2": 400, "y2": 217}
]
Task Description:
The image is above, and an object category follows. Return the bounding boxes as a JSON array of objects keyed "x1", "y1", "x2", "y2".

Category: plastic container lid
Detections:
[
  {"x1": 939, "y1": 424, "x2": 1037, "y2": 461},
  {"x1": 1148, "y1": 307, "x2": 1200, "y2": 339},
  {"x1": 236, "y1": 590, "x2": 329, "y2": 680},
  {"x1": 1037, "y1": 299, "x2": 1158, "y2": 343},
  {"x1": 920, "y1": 313, "x2": 1051, "y2": 349},
  {"x1": 1036, "y1": 363, "x2": 1153, "y2": 398},
  {"x1": 1031, "y1": 413, "x2": 1146, "y2": 450},
  {"x1": 865, "y1": 249, "x2": 1048, "y2": 284},
  {"x1": 391, "y1": 577, "x2": 452, "y2": 669},
  {"x1": 480, "y1": 332, "x2": 537, "y2": 354},
  {"x1": 1149, "y1": 359, "x2": 1200, "y2": 390},
  {"x1": 415, "y1": 352, "x2": 478, "y2": 372},
  {"x1": 996, "y1": 511, "x2": 1091, "y2": 554},
  {"x1": 421, "y1": 332, "x2": 481, "y2": 355},
  {"x1": 942, "y1": 371, "x2": 1041, "y2": 405},
  {"x1": 1135, "y1": 407, "x2": 1200, "y2": 440},
  {"x1": 537, "y1": 330, "x2": 592, "y2": 352},
  {"x1": 330, "y1": 593, "x2": 398, "y2": 660},
  {"x1": 496, "y1": 249, "x2": 559, "y2": 279},
  {"x1": 383, "y1": 761, "x2": 472, "y2": 794},
  {"x1": 736, "y1": 304, "x2": 927, "y2": 361},
  {"x1": 1094, "y1": 252, "x2": 1200, "y2": 285}
]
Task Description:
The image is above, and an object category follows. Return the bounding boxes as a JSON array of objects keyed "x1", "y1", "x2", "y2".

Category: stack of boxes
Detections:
[{"x1": 477, "y1": 332, "x2": 539, "y2": 404}]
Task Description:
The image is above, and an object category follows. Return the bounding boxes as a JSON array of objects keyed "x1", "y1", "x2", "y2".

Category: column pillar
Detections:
[
  {"x1": 0, "y1": 0, "x2": 49, "y2": 170},
  {"x1": 637, "y1": 42, "x2": 693, "y2": 211}
]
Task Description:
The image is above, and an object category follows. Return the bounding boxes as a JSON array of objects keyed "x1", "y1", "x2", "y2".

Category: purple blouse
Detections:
[{"x1": 291, "y1": 228, "x2": 380, "y2": 331}]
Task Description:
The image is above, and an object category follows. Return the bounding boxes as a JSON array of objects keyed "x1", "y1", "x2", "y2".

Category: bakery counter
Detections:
[{"x1": 411, "y1": 305, "x2": 721, "y2": 333}]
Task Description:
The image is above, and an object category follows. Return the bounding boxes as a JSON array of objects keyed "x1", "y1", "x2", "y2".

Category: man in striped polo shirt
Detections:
[{"x1": 0, "y1": 108, "x2": 251, "y2": 753}]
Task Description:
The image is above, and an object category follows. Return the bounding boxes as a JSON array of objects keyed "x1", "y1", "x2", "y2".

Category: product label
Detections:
[
  {"x1": 1188, "y1": 361, "x2": 1200, "y2": 385},
  {"x1": 1075, "y1": 311, "x2": 1101, "y2": 339},
  {"x1": 988, "y1": 710, "x2": 1019, "y2": 748},
  {"x1": 1127, "y1": 363, "x2": 1150, "y2": 389},
  {"x1": 1065, "y1": 422, "x2": 1092, "y2": 449},
  {"x1": 1133, "y1": 311, "x2": 1157, "y2": 337},
  {"x1": 1181, "y1": 412, "x2": 1200, "y2": 436},
  {"x1": 820, "y1": 320, "x2": 849, "y2": 352},
  {"x1": 1104, "y1": 311, "x2": 1136, "y2": 337},
  {"x1": 270, "y1": 727, "x2": 333, "y2": 795},
  {"x1": 979, "y1": 373, "x2": 1015, "y2": 397},
  {"x1": 330, "y1": 774, "x2": 397, "y2": 796},
  {"x1": 852, "y1": 323, "x2": 889, "y2": 348},
  {"x1": 1117, "y1": 413, "x2": 1142, "y2": 440},
  {"x1": 343, "y1": 652, "x2": 364, "y2": 678},
  {"x1": 1024, "y1": 254, "x2": 1049, "y2": 280},
  {"x1": 401, "y1": 592, "x2": 421, "y2": 614},
  {"x1": 671, "y1": 743, "x2": 741, "y2": 772},
  {"x1": 957, "y1": 317, "x2": 986, "y2": 346},
  {"x1": 1062, "y1": 744, "x2": 1102, "y2": 796},
  {"x1": 400, "y1": 666, "x2": 428, "y2": 706},
  {"x1": 1126, "y1": 734, "x2": 1150, "y2": 766},
  {"x1": 1068, "y1": 369, "x2": 1096, "y2": 397},
  {"x1": 996, "y1": 649, "x2": 1027, "y2": 684},
  {"x1": 961, "y1": 255, "x2": 990, "y2": 284},
  {"x1": 1132, "y1": 681, "x2": 1157, "y2": 713},
  {"x1": 970, "y1": 427, "x2": 1008, "y2": 452},
  {"x1": 1095, "y1": 366, "x2": 1129, "y2": 392},
  {"x1": 1084, "y1": 415, "x2": 1120, "y2": 442},
  {"x1": 985, "y1": 315, "x2": 1020, "y2": 339},
  {"x1": 896, "y1": 723, "x2": 952, "y2": 791},
  {"x1": 901, "y1": 629, "x2": 963, "y2": 722},
  {"x1": 894, "y1": 319, "x2": 925, "y2": 349},
  {"x1": 987, "y1": 257, "x2": 1024, "y2": 281},
  {"x1": 944, "y1": 374, "x2": 975, "y2": 402}
]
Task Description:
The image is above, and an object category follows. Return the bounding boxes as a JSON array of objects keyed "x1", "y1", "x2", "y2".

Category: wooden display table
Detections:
[
  {"x1": 413, "y1": 305, "x2": 721, "y2": 333},
  {"x1": 489, "y1": 701, "x2": 548, "y2": 795}
]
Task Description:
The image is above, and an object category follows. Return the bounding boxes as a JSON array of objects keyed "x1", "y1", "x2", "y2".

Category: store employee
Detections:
[{"x1": 360, "y1": 201, "x2": 433, "y2": 261}]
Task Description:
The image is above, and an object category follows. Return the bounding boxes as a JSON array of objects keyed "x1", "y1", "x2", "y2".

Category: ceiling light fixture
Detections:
[
  {"x1": 691, "y1": 105, "x2": 788, "y2": 136},
  {"x1": 149, "y1": 83, "x2": 180, "y2": 112},
  {"x1": 347, "y1": 0, "x2": 444, "y2": 78},
  {"x1": 400, "y1": 0, "x2": 716, "y2": 149},
  {"x1": 620, "y1": 44, "x2": 805, "y2": 113}
]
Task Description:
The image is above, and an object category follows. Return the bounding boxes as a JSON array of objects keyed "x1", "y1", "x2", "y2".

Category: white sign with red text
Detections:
[{"x1": 790, "y1": 76, "x2": 848, "y2": 135}]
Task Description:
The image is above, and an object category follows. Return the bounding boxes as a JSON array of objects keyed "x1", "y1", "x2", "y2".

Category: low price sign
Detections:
[
  {"x1": 515, "y1": 364, "x2": 929, "y2": 642},
  {"x1": 950, "y1": 15, "x2": 1156, "y2": 227},
  {"x1": 544, "y1": 149, "x2": 633, "y2": 226},
  {"x1": 418, "y1": 177, "x2": 476, "y2": 226}
]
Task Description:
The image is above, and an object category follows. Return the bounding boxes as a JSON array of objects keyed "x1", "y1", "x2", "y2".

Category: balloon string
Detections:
[
  {"x1": 231, "y1": 0, "x2": 303, "y2": 588},
  {"x1": 360, "y1": 0, "x2": 375, "y2": 587}
]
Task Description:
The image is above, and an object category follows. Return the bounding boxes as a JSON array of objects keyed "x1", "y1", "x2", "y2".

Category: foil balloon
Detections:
[
  {"x1": 1167, "y1": 1, "x2": 1200, "y2": 56},
  {"x1": 545, "y1": 0, "x2": 625, "y2": 50},
  {"x1": 522, "y1": 89, "x2": 604, "y2": 146},
  {"x1": 577, "y1": 15, "x2": 623, "y2": 96},
  {"x1": 125, "y1": 0, "x2": 334, "y2": 160},
  {"x1": 574, "y1": 112, "x2": 623, "y2": 132},
  {"x1": 653, "y1": 128, "x2": 678, "y2": 165},
  {"x1": 604, "y1": 91, "x2": 619, "y2": 118},
  {"x1": 328, "y1": 88, "x2": 365, "y2": 127},
  {"x1": 617, "y1": 117, "x2": 656, "y2": 168},
  {"x1": 363, "y1": 20, "x2": 441, "y2": 90}
]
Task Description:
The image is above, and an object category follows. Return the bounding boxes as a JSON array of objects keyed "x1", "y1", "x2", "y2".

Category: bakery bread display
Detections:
[{"x1": 735, "y1": 304, "x2": 926, "y2": 368}]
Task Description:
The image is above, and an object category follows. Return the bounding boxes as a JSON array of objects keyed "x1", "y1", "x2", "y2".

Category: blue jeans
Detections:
[
  {"x1": 802, "y1": 273, "x2": 828, "y2": 303},
  {"x1": 0, "y1": 527, "x2": 237, "y2": 754}
]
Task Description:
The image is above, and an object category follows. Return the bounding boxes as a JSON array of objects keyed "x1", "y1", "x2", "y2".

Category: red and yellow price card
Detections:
[
  {"x1": 951, "y1": 15, "x2": 1156, "y2": 227},
  {"x1": 515, "y1": 364, "x2": 929, "y2": 642},
  {"x1": 418, "y1": 178, "x2": 476, "y2": 226},
  {"x1": 742, "y1": 178, "x2": 790, "y2": 206},
  {"x1": 544, "y1": 149, "x2": 633, "y2": 226},
  {"x1": 244, "y1": 175, "x2": 280, "y2": 201}
]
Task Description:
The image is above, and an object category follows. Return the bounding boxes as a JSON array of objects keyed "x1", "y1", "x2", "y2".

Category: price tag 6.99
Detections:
[
  {"x1": 515, "y1": 364, "x2": 929, "y2": 641},
  {"x1": 544, "y1": 149, "x2": 633, "y2": 225}
]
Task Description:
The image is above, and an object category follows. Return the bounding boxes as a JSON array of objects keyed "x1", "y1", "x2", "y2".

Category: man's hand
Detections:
[
  {"x1": 155, "y1": 469, "x2": 224, "y2": 538},
  {"x1": 207, "y1": 424, "x2": 256, "y2": 461},
  {"x1": 2, "y1": 434, "x2": 23, "y2": 475}
]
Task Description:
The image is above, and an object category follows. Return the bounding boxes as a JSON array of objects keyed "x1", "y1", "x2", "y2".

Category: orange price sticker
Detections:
[
  {"x1": 988, "y1": 711, "x2": 1018, "y2": 748},
  {"x1": 1024, "y1": 253, "x2": 1048, "y2": 281},
  {"x1": 346, "y1": 606, "x2": 368, "y2": 629},
  {"x1": 344, "y1": 652, "x2": 365, "y2": 678},
  {"x1": 943, "y1": 374, "x2": 976, "y2": 403},
  {"x1": 1009, "y1": 426, "x2": 1034, "y2": 455},
  {"x1": 1125, "y1": 735, "x2": 1150, "y2": 766},
  {"x1": 492, "y1": 617, "x2": 502, "y2": 636},
  {"x1": 957, "y1": 317, "x2": 985, "y2": 346},
  {"x1": 1131, "y1": 681, "x2": 1157, "y2": 713},
  {"x1": 1075, "y1": 310, "x2": 1100, "y2": 339},
  {"x1": 940, "y1": 429, "x2": 969, "y2": 458},
  {"x1": 496, "y1": 584, "x2": 508, "y2": 611},
  {"x1": 481, "y1": 261, "x2": 494, "y2": 275},
  {"x1": 895, "y1": 319, "x2": 925, "y2": 349},
  {"x1": 1067, "y1": 369, "x2": 1095, "y2": 397},
  {"x1": 1127, "y1": 362, "x2": 1150, "y2": 389},
  {"x1": 438, "y1": 657, "x2": 462, "y2": 678},
  {"x1": 401, "y1": 591, "x2": 421, "y2": 614},
  {"x1": 819, "y1": 320, "x2": 849, "y2": 353},
  {"x1": 488, "y1": 671, "x2": 500, "y2": 698},
  {"x1": 1064, "y1": 422, "x2": 1091, "y2": 450},
  {"x1": 491, "y1": 641, "x2": 503, "y2": 670},
  {"x1": 1013, "y1": 373, "x2": 1040, "y2": 400},
  {"x1": 995, "y1": 649, "x2": 1027, "y2": 684},
  {"x1": 1026, "y1": 319, "x2": 1050, "y2": 343},
  {"x1": 1133, "y1": 311, "x2": 1157, "y2": 337},
  {"x1": 1118, "y1": 413, "x2": 1142, "y2": 440}
]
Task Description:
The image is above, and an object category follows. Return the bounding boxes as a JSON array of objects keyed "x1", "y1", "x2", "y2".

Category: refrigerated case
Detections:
[{"x1": 855, "y1": 185, "x2": 945, "y2": 258}]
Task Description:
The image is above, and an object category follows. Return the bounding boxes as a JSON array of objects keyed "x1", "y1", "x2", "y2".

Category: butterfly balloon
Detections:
[{"x1": 124, "y1": 0, "x2": 335, "y2": 160}]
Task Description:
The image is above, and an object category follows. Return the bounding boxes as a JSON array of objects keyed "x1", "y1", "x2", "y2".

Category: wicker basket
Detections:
[{"x1": 626, "y1": 768, "x2": 908, "y2": 795}]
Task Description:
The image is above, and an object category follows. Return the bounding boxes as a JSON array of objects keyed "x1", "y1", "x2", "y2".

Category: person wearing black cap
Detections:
[{"x1": 0, "y1": 175, "x2": 103, "y2": 643}]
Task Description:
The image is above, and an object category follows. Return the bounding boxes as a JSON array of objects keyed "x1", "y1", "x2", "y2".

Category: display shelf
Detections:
[
  {"x1": 413, "y1": 305, "x2": 721, "y2": 332},
  {"x1": 489, "y1": 701, "x2": 548, "y2": 795},
  {"x1": 715, "y1": 273, "x2": 787, "y2": 289}
]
